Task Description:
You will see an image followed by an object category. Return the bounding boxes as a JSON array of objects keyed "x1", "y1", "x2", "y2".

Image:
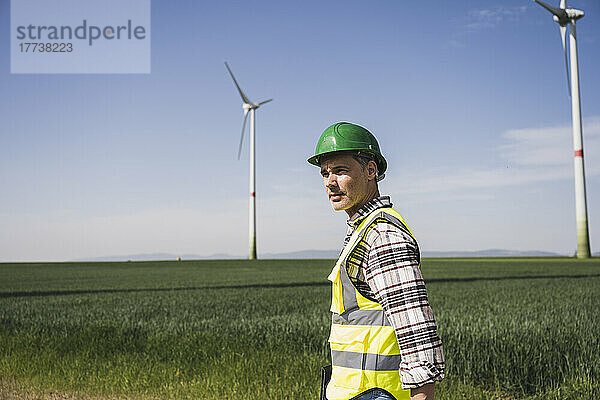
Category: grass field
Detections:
[{"x1": 0, "y1": 258, "x2": 599, "y2": 399}]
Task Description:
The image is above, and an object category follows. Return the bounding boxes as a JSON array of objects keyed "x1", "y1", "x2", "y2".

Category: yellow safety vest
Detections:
[{"x1": 326, "y1": 207, "x2": 414, "y2": 400}]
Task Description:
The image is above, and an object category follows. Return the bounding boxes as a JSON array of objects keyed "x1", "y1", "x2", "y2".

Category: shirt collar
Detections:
[{"x1": 347, "y1": 196, "x2": 392, "y2": 228}]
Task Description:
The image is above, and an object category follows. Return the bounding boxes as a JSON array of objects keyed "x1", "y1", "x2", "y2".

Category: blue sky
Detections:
[{"x1": 1, "y1": 0, "x2": 599, "y2": 261}]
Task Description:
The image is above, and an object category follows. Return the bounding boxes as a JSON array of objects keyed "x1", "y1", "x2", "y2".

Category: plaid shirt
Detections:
[{"x1": 343, "y1": 196, "x2": 445, "y2": 389}]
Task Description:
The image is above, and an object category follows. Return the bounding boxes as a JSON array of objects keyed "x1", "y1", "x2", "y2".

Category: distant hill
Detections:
[
  {"x1": 260, "y1": 249, "x2": 566, "y2": 258},
  {"x1": 72, "y1": 253, "x2": 237, "y2": 262},
  {"x1": 73, "y1": 248, "x2": 572, "y2": 262},
  {"x1": 261, "y1": 250, "x2": 340, "y2": 259},
  {"x1": 73, "y1": 250, "x2": 338, "y2": 261},
  {"x1": 421, "y1": 249, "x2": 564, "y2": 258}
]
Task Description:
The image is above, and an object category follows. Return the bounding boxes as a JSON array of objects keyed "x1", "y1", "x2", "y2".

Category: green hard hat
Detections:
[{"x1": 307, "y1": 122, "x2": 387, "y2": 176}]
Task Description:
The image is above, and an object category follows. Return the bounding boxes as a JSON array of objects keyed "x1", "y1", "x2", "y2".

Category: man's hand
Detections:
[{"x1": 410, "y1": 382, "x2": 435, "y2": 400}]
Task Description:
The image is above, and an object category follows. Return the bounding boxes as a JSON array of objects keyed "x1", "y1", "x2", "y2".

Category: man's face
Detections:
[{"x1": 320, "y1": 153, "x2": 374, "y2": 215}]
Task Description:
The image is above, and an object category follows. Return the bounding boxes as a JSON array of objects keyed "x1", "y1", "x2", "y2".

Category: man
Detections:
[{"x1": 308, "y1": 122, "x2": 444, "y2": 400}]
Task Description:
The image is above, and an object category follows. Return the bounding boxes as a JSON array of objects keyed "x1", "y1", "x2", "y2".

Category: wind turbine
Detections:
[
  {"x1": 534, "y1": 0, "x2": 591, "y2": 258},
  {"x1": 225, "y1": 62, "x2": 273, "y2": 260}
]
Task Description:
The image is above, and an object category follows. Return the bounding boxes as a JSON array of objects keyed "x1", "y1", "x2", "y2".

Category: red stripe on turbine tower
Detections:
[
  {"x1": 574, "y1": 149, "x2": 583, "y2": 157},
  {"x1": 251, "y1": 192, "x2": 255, "y2": 197}
]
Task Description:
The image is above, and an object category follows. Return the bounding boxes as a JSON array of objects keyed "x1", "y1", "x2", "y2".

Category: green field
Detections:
[{"x1": 1, "y1": 258, "x2": 599, "y2": 399}]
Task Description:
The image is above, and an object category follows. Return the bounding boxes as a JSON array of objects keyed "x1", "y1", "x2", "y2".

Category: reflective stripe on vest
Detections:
[{"x1": 326, "y1": 207, "x2": 413, "y2": 400}]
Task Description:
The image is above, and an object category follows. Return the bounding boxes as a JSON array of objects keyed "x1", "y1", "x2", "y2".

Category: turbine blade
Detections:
[
  {"x1": 258, "y1": 98, "x2": 273, "y2": 106},
  {"x1": 224, "y1": 62, "x2": 252, "y2": 105},
  {"x1": 560, "y1": 25, "x2": 571, "y2": 96},
  {"x1": 534, "y1": 0, "x2": 562, "y2": 16},
  {"x1": 238, "y1": 110, "x2": 249, "y2": 160}
]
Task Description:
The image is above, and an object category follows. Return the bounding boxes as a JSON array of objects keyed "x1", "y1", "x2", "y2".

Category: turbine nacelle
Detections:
[
  {"x1": 242, "y1": 100, "x2": 271, "y2": 111},
  {"x1": 535, "y1": 0, "x2": 584, "y2": 25},
  {"x1": 565, "y1": 8, "x2": 584, "y2": 20}
]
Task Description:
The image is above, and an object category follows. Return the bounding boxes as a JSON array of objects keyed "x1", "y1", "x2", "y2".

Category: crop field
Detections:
[{"x1": 0, "y1": 258, "x2": 599, "y2": 399}]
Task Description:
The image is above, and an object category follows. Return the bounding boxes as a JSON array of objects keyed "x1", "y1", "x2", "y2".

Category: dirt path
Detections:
[
  {"x1": 1, "y1": 387, "x2": 77, "y2": 400},
  {"x1": 0, "y1": 384, "x2": 129, "y2": 400}
]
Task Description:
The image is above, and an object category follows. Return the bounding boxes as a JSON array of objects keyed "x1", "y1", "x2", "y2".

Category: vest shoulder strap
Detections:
[{"x1": 335, "y1": 207, "x2": 415, "y2": 269}]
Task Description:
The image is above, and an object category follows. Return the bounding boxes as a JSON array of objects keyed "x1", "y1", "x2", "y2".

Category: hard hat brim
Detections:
[{"x1": 307, "y1": 149, "x2": 387, "y2": 176}]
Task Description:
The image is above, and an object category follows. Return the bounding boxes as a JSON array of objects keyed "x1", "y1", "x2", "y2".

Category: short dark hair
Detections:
[
  {"x1": 319, "y1": 151, "x2": 379, "y2": 175},
  {"x1": 351, "y1": 153, "x2": 377, "y2": 172}
]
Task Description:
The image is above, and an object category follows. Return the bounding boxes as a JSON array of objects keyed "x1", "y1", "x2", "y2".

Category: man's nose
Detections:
[{"x1": 325, "y1": 174, "x2": 338, "y2": 187}]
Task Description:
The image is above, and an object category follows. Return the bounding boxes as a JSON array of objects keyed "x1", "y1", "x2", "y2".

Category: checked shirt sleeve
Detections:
[{"x1": 363, "y1": 225, "x2": 445, "y2": 389}]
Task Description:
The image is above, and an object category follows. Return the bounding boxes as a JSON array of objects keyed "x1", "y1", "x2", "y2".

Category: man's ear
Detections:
[{"x1": 367, "y1": 160, "x2": 378, "y2": 181}]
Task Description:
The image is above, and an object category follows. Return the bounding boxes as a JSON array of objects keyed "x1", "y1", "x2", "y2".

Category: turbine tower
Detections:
[
  {"x1": 225, "y1": 62, "x2": 273, "y2": 260},
  {"x1": 534, "y1": 0, "x2": 591, "y2": 258}
]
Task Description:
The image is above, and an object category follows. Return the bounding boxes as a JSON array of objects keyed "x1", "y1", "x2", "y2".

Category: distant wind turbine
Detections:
[
  {"x1": 225, "y1": 62, "x2": 273, "y2": 260},
  {"x1": 534, "y1": 0, "x2": 591, "y2": 258}
]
